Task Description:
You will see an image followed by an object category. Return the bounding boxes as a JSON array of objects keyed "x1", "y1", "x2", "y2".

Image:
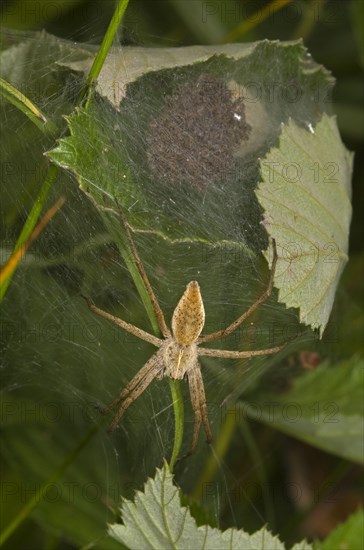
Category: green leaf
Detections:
[
  {"x1": 49, "y1": 40, "x2": 333, "y2": 247},
  {"x1": 241, "y1": 356, "x2": 363, "y2": 464},
  {"x1": 256, "y1": 114, "x2": 353, "y2": 336},
  {"x1": 318, "y1": 508, "x2": 364, "y2": 550},
  {"x1": 109, "y1": 463, "x2": 312, "y2": 550}
]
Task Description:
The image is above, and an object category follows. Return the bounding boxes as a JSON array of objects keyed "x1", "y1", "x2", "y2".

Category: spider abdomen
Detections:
[
  {"x1": 162, "y1": 340, "x2": 198, "y2": 380},
  {"x1": 171, "y1": 281, "x2": 205, "y2": 345}
]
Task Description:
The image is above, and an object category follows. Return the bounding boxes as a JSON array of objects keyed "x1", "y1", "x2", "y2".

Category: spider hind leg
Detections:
[
  {"x1": 187, "y1": 364, "x2": 212, "y2": 455},
  {"x1": 100, "y1": 350, "x2": 164, "y2": 431}
]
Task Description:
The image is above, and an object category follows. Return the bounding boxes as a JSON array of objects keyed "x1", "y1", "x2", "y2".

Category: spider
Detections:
[{"x1": 83, "y1": 211, "x2": 284, "y2": 454}]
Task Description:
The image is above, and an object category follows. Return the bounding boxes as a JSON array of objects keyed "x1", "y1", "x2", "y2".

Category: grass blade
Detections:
[
  {"x1": 222, "y1": 0, "x2": 293, "y2": 43},
  {"x1": 0, "y1": 196, "x2": 65, "y2": 286},
  {"x1": 0, "y1": 77, "x2": 57, "y2": 134},
  {"x1": 0, "y1": 164, "x2": 58, "y2": 302}
]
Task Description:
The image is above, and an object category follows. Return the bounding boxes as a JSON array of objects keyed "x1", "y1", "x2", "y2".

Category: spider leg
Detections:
[
  {"x1": 107, "y1": 350, "x2": 165, "y2": 432},
  {"x1": 116, "y1": 202, "x2": 171, "y2": 339},
  {"x1": 187, "y1": 363, "x2": 212, "y2": 454},
  {"x1": 97, "y1": 349, "x2": 164, "y2": 417},
  {"x1": 198, "y1": 240, "x2": 278, "y2": 344},
  {"x1": 198, "y1": 343, "x2": 284, "y2": 359},
  {"x1": 82, "y1": 295, "x2": 162, "y2": 348}
]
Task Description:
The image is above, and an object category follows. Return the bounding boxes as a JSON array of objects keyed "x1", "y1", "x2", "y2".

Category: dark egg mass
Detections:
[{"x1": 146, "y1": 74, "x2": 251, "y2": 189}]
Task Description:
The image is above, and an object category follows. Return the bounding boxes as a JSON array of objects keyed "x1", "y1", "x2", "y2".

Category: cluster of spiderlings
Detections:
[{"x1": 146, "y1": 74, "x2": 251, "y2": 189}]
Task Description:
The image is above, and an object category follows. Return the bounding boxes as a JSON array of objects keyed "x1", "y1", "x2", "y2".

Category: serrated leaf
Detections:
[
  {"x1": 108, "y1": 463, "x2": 311, "y2": 550},
  {"x1": 241, "y1": 356, "x2": 363, "y2": 464},
  {"x1": 256, "y1": 114, "x2": 353, "y2": 336}
]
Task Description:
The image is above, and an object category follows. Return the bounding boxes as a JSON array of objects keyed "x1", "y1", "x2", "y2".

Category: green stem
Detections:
[
  {"x1": 168, "y1": 380, "x2": 184, "y2": 472},
  {"x1": 79, "y1": 0, "x2": 130, "y2": 101},
  {"x1": 117, "y1": 230, "x2": 159, "y2": 335}
]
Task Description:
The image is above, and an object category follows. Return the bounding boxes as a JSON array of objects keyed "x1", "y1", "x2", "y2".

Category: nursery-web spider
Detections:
[{"x1": 83, "y1": 212, "x2": 283, "y2": 454}]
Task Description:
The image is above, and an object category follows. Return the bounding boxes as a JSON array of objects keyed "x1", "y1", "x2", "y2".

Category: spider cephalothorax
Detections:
[{"x1": 84, "y1": 211, "x2": 284, "y2": 454}]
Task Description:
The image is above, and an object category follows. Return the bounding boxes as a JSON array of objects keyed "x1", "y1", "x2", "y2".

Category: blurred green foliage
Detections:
[{"x1": 0, "y1": 1, "x2": 363, "y2": 549}]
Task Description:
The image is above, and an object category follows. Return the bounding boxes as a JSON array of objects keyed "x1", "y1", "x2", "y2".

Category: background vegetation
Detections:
[{"x1": 0, "y1": 1, "x2": 363, "y2": 549}]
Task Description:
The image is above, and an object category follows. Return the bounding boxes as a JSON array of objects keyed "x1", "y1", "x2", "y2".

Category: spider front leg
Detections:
[
  {"x1": 187, "y1": 363, "x2": 212, "y2": 454},
  {"x1": 82, "y1": 295, "x2": 162, "y2": 348},
  {"x1": 198, "y1": 239, "x2": 278, "y2": 344},
  {"x1": 116, "y1": 203, "x2": 171, "y2": 339}
]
